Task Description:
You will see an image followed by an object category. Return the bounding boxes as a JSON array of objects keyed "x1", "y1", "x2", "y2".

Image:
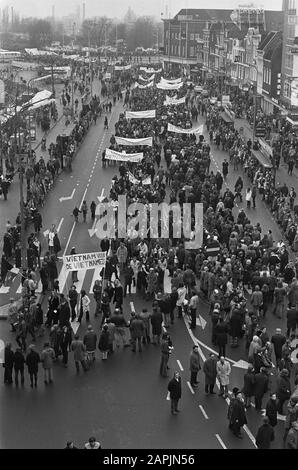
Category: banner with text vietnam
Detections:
[
  {"x1": 63, "y1": 252, "x2": 106, "y2": 272},
  {"x1": 126, "y1": 110, "x2": 156, "y2": 119},
  {"x1": 115, "y1": 136, "x2": 153, "y2": 147},
  {"x1": 106, "y1": 148, "x2": 143, "y2": 162},
  {"x1": 167, "y1": 123, "x2": 204, "y2": 134}
]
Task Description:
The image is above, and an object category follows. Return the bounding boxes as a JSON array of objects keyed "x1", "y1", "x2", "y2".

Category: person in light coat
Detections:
[{"x1": 216, "y1": 356, "x2": 231, "y2": 398}]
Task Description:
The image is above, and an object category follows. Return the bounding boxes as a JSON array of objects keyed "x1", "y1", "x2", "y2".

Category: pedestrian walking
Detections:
[
  {"x1": 222, "y1": 159, "x2": 229, "y2": 179},
  {"x1": 167, "y1": 371, "x2": 182, "y2": 415},
  {"x1": 81, "y1": 200, "x2": 88, "y2": 222},
  {"x1": 71, "y1": 334, "x2": 88, "y2": 372},
  {"x1": 90, "y1": 201, "x2": 96, "y2": 221},
  {"x1": 129, "y1": 313, "x2": 145, "y2": 353},
  {"x1": 265, "y1": 393, "x2": 278, "y2": 427},
  {"x1": 189, "y1": 345, "x2": 201, "y2": 388},
  {"x1": 246, "y1": 188, "x2": 252, "y2": 209},
  {"x1": 160, "y1": 333, "x2": 171, "y2": 377},
  {"x1": 227, "y1": 388, "x2": 247, "y2": 439},
  {"x1": 255, "y1": 416, "x2": 275, "y2": 449},
  {"x1": 276, "y1": 368, "x2": 291, "y2": 415},
  {"x1": 70, "y1": 247, "x2": 79, "y2": 283},
  {"x1": 98, "y1": 325, "x2": 110, "y2": 360},
  {"x1": 151, "y1": 306, "x2": 163, "y2": 344},
  {"x1": 3, "y1": 343, "x2": 14, "y2": 385},
  {"x1": 284, "y1": 420, "x2": 298, "y2": 449},
  {"x1": 216, "y1": 356, "x2": 231, "y2": 398},
  {"x1": 41, "y1": 342, "x2": 55, "y2": 384},
  {"x1": 241, "y1": 364, "x2": 255, "y2": 408},
  {"x1": 60, "y1": 325, "x2": 72, "y2": 367},
  {"x1": 203, "y1": 353, "x2": 217, "y2": 395},
  {"x1": 254, "y1": 367, "x2": 269, "y2": 410},
  {"x1": 26, "y1": 344, "x2": 40, "y2": 388},
  {"x1": 78, "y1": 290, "x2": 90, "y2": 323},
  {"x1": 83, "y1": 325, "x2": 97, "y2": 362},
  {"x1": 271, "y1": 328, "x2": 286, "y2": 366},
  {"x1": 68, "y1": 285, "x2": 78, "y2": 321},
  {"x1": 13, "y1": 347, "x2": 25, "y2": 386}
]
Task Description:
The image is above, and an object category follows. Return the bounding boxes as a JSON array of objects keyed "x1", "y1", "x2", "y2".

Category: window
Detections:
[
  {"x1": 190, "y1": 46, "x2": 195, "y2": 57},
  {"x1": 190, "y1": 33, "x2": 194, "y2": 40}
]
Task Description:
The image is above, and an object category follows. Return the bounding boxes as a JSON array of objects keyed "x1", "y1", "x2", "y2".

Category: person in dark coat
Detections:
[
  {"x1": 58, "y1": 294, "x2": 71, "y2": 327},
  {"x1": 60, "y1": 325, "x2": 73, "y2": 366},
  {"x1": 26, "y1": 344, "x2": 40, "y2": 387},
  {"x1": 265, "y1": 393, "x2": 278, "y2": 427},
  {"x1": 168, "y1": 371, "x2": 182, "y2": 415},
  {"x1": 276, "y1": 369, "x2": 292, "y2": 415},
  {"x1": 215, "y1": 317, "x2": 228, "y2": 357},
  {"x1": 129, "y1": 313, "x2": 145, "y2": 353},
  {"x1": 13, "y1": 347, "x2": 25, "y2": 386},
  {"x1": 53, "y1": 233, "x2": 61, "y2": 259},
  {"x1": 189, "y1": 345, "x2": 201, "y2": 387},
  {"x1": 255, "y1": 416, "x2": 275, "y2": 449},
  {"x1": 3, "y1": 343, "x2": 14, "y2": 384},
  {"x1": 39, "y1": 262, "x2": 49, "y2": 293},
  {"x1": 229, "y1": 307, "x2": 243, "y2": 347},
  {"x1": 241, "y1": 364, "x2": 255, "y2": 408},
  {"x1": 203, "y1": 353, "x2": 217, "y2": 394},
  {"x1": 228, "y1": 388, "x2": 247, "y2": 438},
  {"x1": 151, "y1": 307, "x2": 163, "y2": 344},
  {"x1": 254, "y1": 367, "x2": 269, "y2": 410},
  {"x1": 98, "y1": 325, "x2": 110, "y2": 360},
  {"x1": 113, "y1": 280, "x2": 124, "y2": 309}
]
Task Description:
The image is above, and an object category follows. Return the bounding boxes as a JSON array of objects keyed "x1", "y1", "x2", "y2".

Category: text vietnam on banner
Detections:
[{"x1": 63, "y1": 252, "x2": 106, "y2": 272}]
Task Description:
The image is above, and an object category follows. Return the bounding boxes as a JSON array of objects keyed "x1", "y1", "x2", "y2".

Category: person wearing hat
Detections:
[
  {"x1": 203, "y1": 353, "x2": 217, "y2": 395},
  {"x1": 83, "y1": 325, "x2": 97, "y2": 363},
  {"x1": 26, "y1": 344, "x2": 40, "y2": 388},
  {"x1": 227, "y1": 389, "x2": 247, "y2": 438},
  {"x1": 189, "y1": 345, "x2": 201, "y2": 388},
  {"x1": 255, "y1": 416, "x2": 275, "y2": 449},
  {"x1": 167, "y1": 371, "x2": 182, "y2": 415}
]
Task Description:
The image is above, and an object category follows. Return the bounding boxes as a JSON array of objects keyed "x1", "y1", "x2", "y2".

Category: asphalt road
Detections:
[{"x1": 0, "y1": 98, "x2": 291, "y2": 449}]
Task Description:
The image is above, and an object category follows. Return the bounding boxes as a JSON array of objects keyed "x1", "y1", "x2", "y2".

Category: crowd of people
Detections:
[{"x1": 2, "y1": 62, "x2": 298, "y2": 449}]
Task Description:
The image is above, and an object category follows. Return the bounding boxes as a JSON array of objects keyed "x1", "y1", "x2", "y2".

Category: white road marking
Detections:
[
  {"x1": 187, "y1": 381, "x2": 195, "y2": 394},
  {"x1": 199, "y1": 405, "x2": 209, "y2": 420},
  {"x1": 59, "y1": 188, "x2": 76, "y2": 202},
  {"x1": 57, "y1": 217, "x2": 64, "y2": 233},
  {"x1": 215, "y1": 434, "x2": 227, "y2": 449},
  {"x1": 130, "y1": 301, "x2": 135, "y2": 312},
  {"x1": 177, "y1": 360, "x2": 184, "y2": 371}
]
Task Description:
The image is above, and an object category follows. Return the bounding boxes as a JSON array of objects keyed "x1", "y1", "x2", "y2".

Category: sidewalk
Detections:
[{"x1": 234, "y1": 117, "x2": 298, "y2": 186}]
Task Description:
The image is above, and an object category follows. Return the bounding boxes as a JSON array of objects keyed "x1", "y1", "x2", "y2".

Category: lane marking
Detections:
[
  {"x1": 187, "y1": 381, "x2": 195, "y2": 394},
  {"x1": 130, "y1": 301, "x2": 135, "y2": 312},
  {"x1": 199, "y1": 405, "x2": 209, "y2": 420},
  {"x1": 177, "y1": 360, "x2": 184, "y2": 371},
  {"x1": 215, "y1": 434, "x2": 227, "y2": 449},
  {"x1": 59, "y1": 188, "x2": 76, "y2": 202},
  {"x1": 57, "y1": 217, "x2": 64, "y2": 233}
]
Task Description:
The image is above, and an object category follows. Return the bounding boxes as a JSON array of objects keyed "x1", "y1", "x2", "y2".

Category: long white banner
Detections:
[
  {"x1": 115, "y1": 136, "x2": 153, "y2": 147},
  {"x1": 63, "y1": 251, "x2": 106, "y2": 272},
  {"x1": 139, "y1": 74, "x2": 155, "y2": 82},
  {"x1": 161, "y1": 77, "x2": 182, "y2": 85},
  {"x1": 168, "y1": 123, "x2": 204, "y2": 134},
  {"x1": 140, "y1": 67, "x2": 162, "y2": 74},
  {"x1": 164, "y1": 96, "x2": 186, "y2": 106},
  {"x1": 114, "y1": 64, "x2": 132, "y2": 71},
  {"x1": 156, "y1": 81, "x2": 184, "y2": 90},
  {"x1": 126, "y1": 110, "x2": 156, "y2": 119},
  {"x1": 106, "y1": 148, "x2": 143, "y2": 162},
  {"x1": 135, "y1": 81, "x2": 154, "y2": 89}
]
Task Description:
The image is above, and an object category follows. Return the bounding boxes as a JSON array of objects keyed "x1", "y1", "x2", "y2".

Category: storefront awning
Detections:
[
  {"x1": 220, "y1": 111, "x2": 233, "y2": 123},
  {"x1": 251, "y1": 150, "x2": 272, "y2": 168}
]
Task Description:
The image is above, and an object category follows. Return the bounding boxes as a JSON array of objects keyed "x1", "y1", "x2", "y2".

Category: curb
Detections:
[{"x1": 33, "y1": 114, "x2": 64, "y2": 151}]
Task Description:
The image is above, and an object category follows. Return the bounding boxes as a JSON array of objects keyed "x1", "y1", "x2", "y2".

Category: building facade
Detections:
[{"x1": 281, "y1": 0, "x2": 298, "y2": 116}]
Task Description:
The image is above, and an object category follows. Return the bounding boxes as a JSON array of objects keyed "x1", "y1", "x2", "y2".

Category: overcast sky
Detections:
[{"x1": 0, "y1": 0, "x2": 283, "y2": 20}]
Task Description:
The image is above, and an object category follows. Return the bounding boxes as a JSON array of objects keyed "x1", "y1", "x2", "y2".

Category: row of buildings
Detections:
[{"x1": 161, "y1": 2, "x2": 298, "y2": 122}]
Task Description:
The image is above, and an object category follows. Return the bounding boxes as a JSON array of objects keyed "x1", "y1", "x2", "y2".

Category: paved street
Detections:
[{"x1": 0, "y1": 95, "x2": 291, "y2": 449}]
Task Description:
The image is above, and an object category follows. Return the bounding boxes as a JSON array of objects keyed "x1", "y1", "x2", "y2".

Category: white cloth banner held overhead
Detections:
[
  {"x1": 156, "y1": 81, "x2": 184, "y2": 91},
  {"x1": 161, "y1": 77, "x2": 182, "y2": 85},
  {"x1": 135, "y1": 81, "x2": 154, "y2": 89},
  {"x1": 139, "y1": 74, "x2": 155, "y2": 82},
  {"x1": 63, "y1": 251, "x2": 106, "y2": 272},
  {"x1": 126, "y1": 110, "x2": 156, "y2": 119},
  {"x1": 164, "y1": 96, "x2": 186, "y2": 106},
  {"x1": 114, "y1": 64, "x2": 132, "y2": 71},
  {"x1": 106, "y1": 148, "x2": 143, "y2": 162},
  {"x1": 168, "y1": 123, "x2": 204, "y2": 134},
  {"x1": 115, "y1": 136, "x2": 153, "y2": 147},
  {"x1": 140, "y1": 67, "x2": 162, "y2": 74}
]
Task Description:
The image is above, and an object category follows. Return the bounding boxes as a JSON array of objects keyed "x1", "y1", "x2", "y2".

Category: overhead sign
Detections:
[{"x1": 63, "y1": 251, "x2": 106, "y2": 272}]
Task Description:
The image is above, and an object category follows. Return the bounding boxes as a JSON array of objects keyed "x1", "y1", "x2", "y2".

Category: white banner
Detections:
[
  {"x1": 135, "y1": 81, "x2": 154, "y2": 89},
  {"x1": 106, "y1": 148, "x2": 143, "y2": 162},
  {"x1": 128, "y1": 171, "x2": 151, "y2": 185},
  {"x1": 164, "y1": 95, "x2": 186, "y2": 106},
  {"x1": 115, "y1": 136, "x2": 153, "y2": 147},
  {"x1": 139, "y1": 74, "x2": 155, "y2": 82},
  {"x1": 0, "y1": 79, "x2": 5, "y2": 104},
  {"x1": 156, "y1": 81, "x2": 184, "y2": 91},
  {"x1": 161, "y1": 77, "x2": 182, "y2": 85},
  {"x1": 126, "y1": 110, "x2": 156, "y2": 119},
  {"x1": 168, "y1": 123, "x2": 204, "y2": 135},
  {"x1": 114, "y1": 64, "x2": 132, "y2": 71},
  {"x1": 140, "y1": 67, "x2": 162, "y2": 74},
  {"x1": 63, "y1": 251, "x2": 106, "y2": 272}
]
